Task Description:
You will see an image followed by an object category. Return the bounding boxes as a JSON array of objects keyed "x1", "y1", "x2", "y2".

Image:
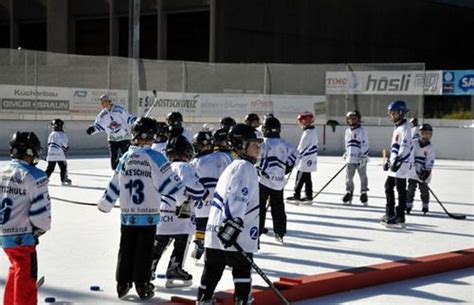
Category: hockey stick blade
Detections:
[{"x1": 428, "y1": 187, "x2": 466, "y2": 220}]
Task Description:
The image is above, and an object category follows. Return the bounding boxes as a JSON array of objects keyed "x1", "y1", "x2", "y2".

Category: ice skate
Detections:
[
  {"x1": 117, "y1": 282, "x2": 132, "y2": 299},
  {"x1": 360, "y1": 193, "x2": 368, "y2": 206},
  {"x1": 385, "y1": 216, "x2": 406, "y2": 229},
  {"x1": 300, "y1": 195, "x2": 314, "y2": 205},
  {"x1": 197, "y1": 299, "x2": 215, "y2": 305},
  {"x1": 342, "y1": 192, "x2": 353, "y2": 205},
  {"x1": 191, "y1": 240, "x2": 205, "y2": 262},
  {"x1": 422, "y1": 204, "x2": 429, "y2": 215},
  {"x1": 274, "y1": 234, "x2": 285, "y2": 245},
  {"x1": 165, "y1": 266, "x2": 193, "y2": 288},
  {"x1": 286, "y1": 194, "x2": 301, "y2": 205},
  {"x1": 136, "y1": 283, "x2": 155, "y2": 300},
  {"x1": 61, "y1": 178, "x2": 72, "y2": 186}
]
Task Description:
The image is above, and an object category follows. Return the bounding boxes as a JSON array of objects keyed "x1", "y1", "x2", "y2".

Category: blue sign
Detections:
[{"x1": 443, "y1": 70, "x2": 474, "y2": 95}]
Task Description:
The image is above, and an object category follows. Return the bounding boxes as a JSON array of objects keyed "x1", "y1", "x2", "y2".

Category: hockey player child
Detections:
[
  {"x1": 382, "y1": 100, "x2": 413, "y2": 228},
  {"x1": 98, "y1": 117, "x2": 184, "y2": 300},
  {"x1": 45, "y1": 119, "x2": 72, "y2": 186},
  {"x1": 151, "y1": 121, "x2": 169, "y2": 154},
  {"x1": 1, "y1": 131, "x2": 51, "y2": 305},
  {"x1": 166, "y1": 111, "x2": 193, "y2": 142},
  {"x1": 197, "y1": 124, "x2": 263, "y2": 305},
  {"x1": 406, "y1": 124, "x2": 436, "y2": 215},
  {"x1": 258, "y1": 116, "x2": 298, "y2": 244},
  {"x1": 287, "y1": 111, "x2": 319, "y2": 203},
  {"x1": 244, "y1": 113, "x2": 264, "y2": 139},
  {"x1": 151, "y1": 135, "x2": 204, "y2": 288},
  {"x1": 342, "y1": 111, "x2": 370, "y2": 205},
  {"x1": 86, "y1": 94, "x2": 136, "y2": 170},
  {"x1": 190, "y1": 131, "x2": 232, "y2": 261}
]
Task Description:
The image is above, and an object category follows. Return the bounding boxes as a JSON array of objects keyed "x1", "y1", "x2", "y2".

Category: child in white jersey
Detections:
[{"x1": 45, "y1": 119, "x2": 71, "y2": 185}]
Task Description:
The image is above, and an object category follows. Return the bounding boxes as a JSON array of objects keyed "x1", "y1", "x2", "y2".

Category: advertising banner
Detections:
[
  {"x1": 326, "y1": 70, "x2": 443, "y2": 95},
  {"x1": 442, "y1": 70, "x2": 474, "y2": 95}
]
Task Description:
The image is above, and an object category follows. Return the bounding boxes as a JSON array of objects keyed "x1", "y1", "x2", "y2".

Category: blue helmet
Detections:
[{"x1": 387, "y1": 100, "x2": 408, "y2": 115}]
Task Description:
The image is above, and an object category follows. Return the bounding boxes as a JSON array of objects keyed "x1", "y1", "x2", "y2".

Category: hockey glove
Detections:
[
  {"x1": 358, "y1": 156, "x2": 369, "y2": 167},
  {"x1": 176, "y1": 199, "x2": 192, "y2": 218},
  {"x1": 217, "y1": 217, "x2": 243, "y2": 248},
  {"x1": 383, "y1": 160, "x2": 391, "y2": 171},
  {"x1": 86, "y1": 126, "x2": 95, "y2": 135},
  {"x1": 285, "y1": 164, "x2": 294, "y2": 175},
  {"x1": 390, "y1": 159, "x2": 402, "y2": 172},
  {"x1": 97, "y1": 199, "x2": 113, "y2": 213},
  {"x1": 418, "y1": 170, "x2": 431, "y2": 181}
]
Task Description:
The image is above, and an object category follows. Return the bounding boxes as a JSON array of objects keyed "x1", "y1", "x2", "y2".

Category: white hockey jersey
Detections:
[
  {"x1": 190, "y1": 151, "x2": 233, "y2": 218},
  {"x1": 151, "y1": 140, "x2": 167, "y2": 155},
  {"x1": 46, "y1": 131, "x2": 69, "y2": 162},
  {"x1": 295, "y1": 126, "x2": 318, "y2": 172},
  {"x1": 411, "y1": 126, "x2": 420, "y2": 141},
  {"x1": 0, "y1": 160, "x2": 51, "y2": 248},
  {"x1": 91, "y1": 104, "x2": 135, "y2": 142},
  {"x1": 258, "y1": 137, "x2": 299, "y2": 190},
  {"x1": 98, "y1": 145, "x2": 184, "y2": 226},
  {"x1": 205, "y1": 159, "x2": 260, "y2": 253},
  {"x1": 157, "y1": 161, "x2": 205, "y2": 235},
  {"x1": 388, "y1": 119, "x2": 413, "y2": 179},
  {"x1": 410, "y1": 140, "x2": 436, "y2": 183},
  {"x1": 344, "y1": 125, "x2": 369, "y2": 164}
]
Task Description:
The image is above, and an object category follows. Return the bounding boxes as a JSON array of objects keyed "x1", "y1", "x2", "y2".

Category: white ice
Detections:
[{"x1": 1, "y1": 156, "x2": 473, "y2": 304}]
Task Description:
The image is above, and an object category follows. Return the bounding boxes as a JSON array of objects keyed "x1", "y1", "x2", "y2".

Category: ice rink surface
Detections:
[{"x1": 1, "y1": 155, "x2": 473, "y2": 304}]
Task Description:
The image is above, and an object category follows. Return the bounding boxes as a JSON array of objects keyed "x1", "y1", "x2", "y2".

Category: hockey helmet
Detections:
[
  {"x1": 228, "y1": 124, "x2": 263, "y2": 163},
  {"x1": 166, "y1": 112, "x2": 183, "y2": 128},
  {"x1": 346, "y1": 110, "x2": 361, "y2": 126},
  {"x1": 132, "y1": 117, "x2": 158, "y2": 141},
  {"x1": 219, "y1": 116, "x2": 236, "y2": 131},
  {"x1": 192, "y1": 131, "x2": 213, "y2": 153},
  {"x1": 387, "y1": 100, "x2": 408, "y2": 115},
  {"x1": 297, "y1": 111, "x2": 314, "y2": 126},
  {"x1": 99, "y1": 94, "x2": 110, "y2": 102},
  {"x1": 166, "y1": 135, "x2": 194, "y2": 160},
  {"x1": 262, "y1": 116, "x2": 281, "y2": 136},
  {"x1": 10, "y1": 131, "x2": 43, "y2": 161},
  {"x1": 156, "y1": 121, "x2": 170, "y2": 140},
  {"x1": 213, "y1": 128, "x2": 232, "y2": 150},
  {"x1": 419, "y1": 123, "x2": 433, "y2": 132},
  {"x1": 410, "y1": 117, "x2": 419, "y2": 127},
  {"x1": 50, "y1": 118, "x2": 65, "y2": 131},
  {"x1": 244, "y1": 113, "x2": 261, "y2": 127}
]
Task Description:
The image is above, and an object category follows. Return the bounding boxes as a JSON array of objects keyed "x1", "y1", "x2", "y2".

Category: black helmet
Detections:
[
  {"x1": 10, "y1": 131, "x2": 43, "y2": 161},
  {"x1": 262, "y1": 116, "x2": 281, "y2": 136},
  {"x1": 419, "y1": 123, "x2": 433, "y2": 132},
  {"x1": 228, "y1": 124, "x2": 263, "y2": 163},
  {"x1": 192, "y1": 131, "x2": 213, "y2": 153},
  {"x1": 50, "y1": 118, "x2": 64, "y2": 131},
  {"x1": 220, "y1": 116, "x2": 236, "y2": 131},
  {"x1": 166, "y1": 112, "x2": 183, "y2": 128},
  {"x1": 244, "y1": 113, "x2": 260, "y2": 126},
  {"x1": 132, "y1": 117, "x2": 158, "y2": 141},
  {"x1": 166, "y1": 135, "x2": 194, "y2": 160},
  {"x1": 213, "y1": 128, "x2": 232, "y2": 150},
  {"x1": 156, "y1": 121, "x2": 170, "y2": 140}
]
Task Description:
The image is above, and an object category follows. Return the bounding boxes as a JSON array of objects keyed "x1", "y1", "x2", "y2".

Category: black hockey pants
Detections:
[
  {"x1": 294, "y1": 171, "x2": 313, "y2": 198},
  {"x1": 151, "y1": 234, "x2": 189, "y2": 275},
  {"x1": 45, "y1": 161, "x2": 68, "y2": 182},
  {"x1": 259, "y1": 183, "x2": 286, "y2": 236},
  {"x1": 384, "y1": 176, "x2": 407, "y2": 220},
  {"x1": 108, "y1": 140, "x2": 131, "y2": 170},
  {"x1": 198, "y1": 248, "x2": 252, "y2": 304}
]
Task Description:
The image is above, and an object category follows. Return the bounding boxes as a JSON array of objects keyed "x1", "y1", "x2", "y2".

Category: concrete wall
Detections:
[{"x1": 0, "y1": 120, "x2": 473, "y2": 160}]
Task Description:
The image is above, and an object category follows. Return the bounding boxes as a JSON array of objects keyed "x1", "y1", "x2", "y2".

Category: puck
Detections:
[
  {"x1": 90, "y1": 285, "x2": 101, "y2": 291},
  {"x1": 157, "y1": 274, "x2": 166, "y2": 279},
  {"x1": 45, "y1": 297, "x2": 56, "y2": 303}
]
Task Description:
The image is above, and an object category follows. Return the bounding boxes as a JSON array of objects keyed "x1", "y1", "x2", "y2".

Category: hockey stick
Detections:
[
  {"x1": 50, "y1": 196, "x2": 120, "y2": 209},
  {"x1": 144, "y1": 89, "x2": 158, "y2": 117},
  {"x1": 427, "y1": 186, "x2": 466, "y2": 220},
  {"x1": 232, "y1": 241, "x2": 291, "y2": 305},
  {"x1": 312, "y1": 164, "x2": 347, "y2": 199},
  {"x1": 37, "y1": 275, "x2": 45, "y2": 288}
]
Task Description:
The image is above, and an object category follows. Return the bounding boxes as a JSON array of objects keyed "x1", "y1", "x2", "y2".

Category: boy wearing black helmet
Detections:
[
  {"x1": 382, "y1": 100, "x2": 413, "y2": 228},
  {"x1": 406, "y1": 124, "x2": 436, "y2": 215},
  {"x1": 197, "y1": 124, "x2": 262, "y2": 305},
  {"x1": 1, "y1": 131, "x2": 51, "y2": 305},
  {"x1": 342, "y1": 111, "x2": 370, "y2": 205},
  {"x1": 45, "y1": 119, "x2": 72, "y2": 185},
  {"x1": 98, "y1": 117, "x2": 184, "y2": 300},
  {"x1": 166, "y1": 111, "x2": 192, "y2": 142}
]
